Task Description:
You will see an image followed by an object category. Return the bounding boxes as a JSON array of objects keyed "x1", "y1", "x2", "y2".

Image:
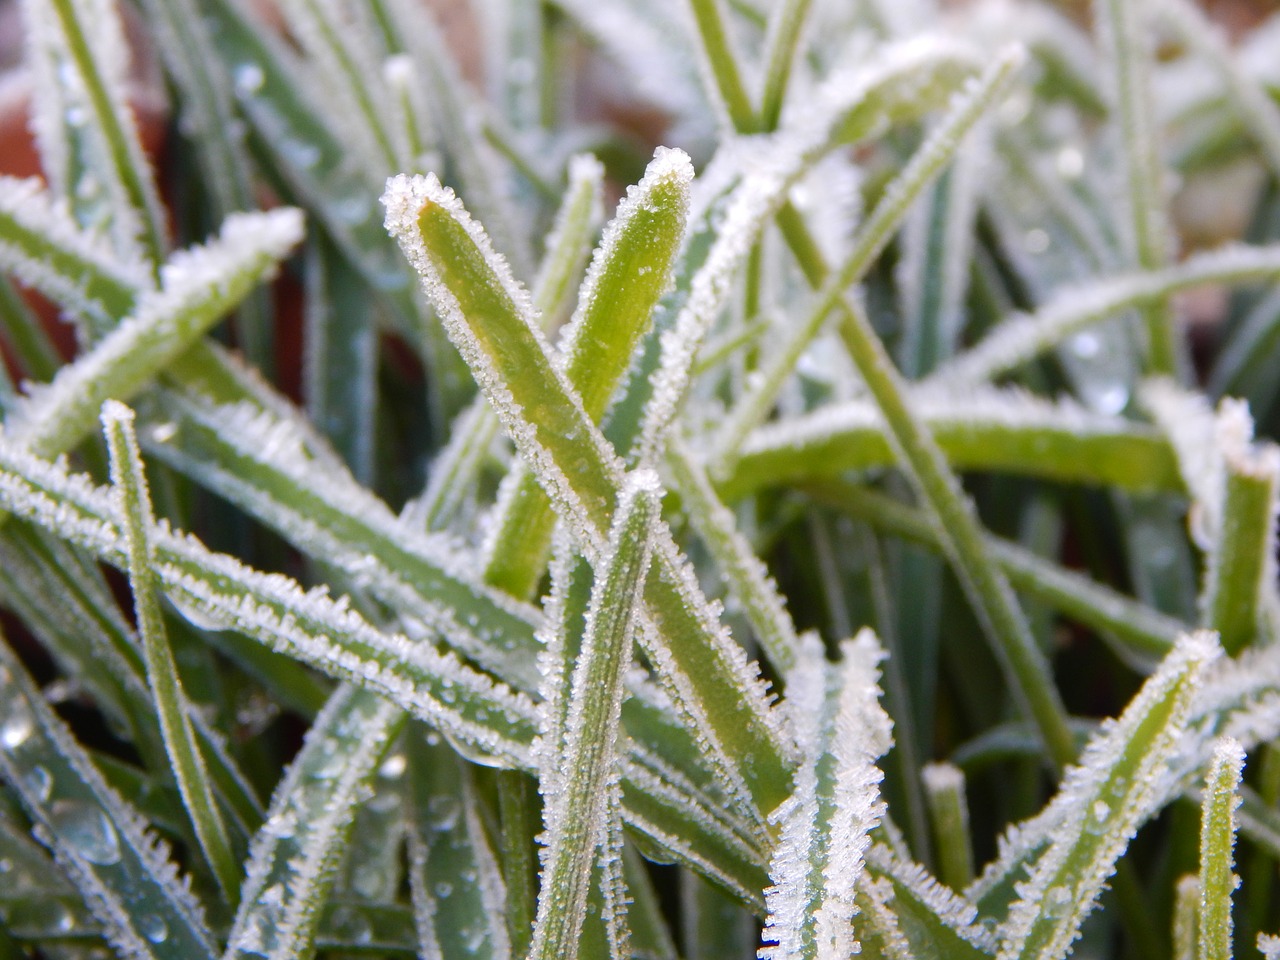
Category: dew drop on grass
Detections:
[
  {"x1": 234, "y1": 63, "x2": 265, "y2": 95},
  {"x1": 49, "y1": 800, "x2": 121, "y2": 866},
  {"x1": 24, "y1": 766, "x2": 53, "y2": 804},
  {"x1": 379, "y1": 753, "x2": 407, "y2": 779},
  {"x1": 139, "y1": 914, "x2": 168, "y2": 944},
  {"x1": 1045, "y1": 884, "x2": 1072, "y2": 918},
  {"x1": 0, "y1": 700, "x2": 34, "y2": 749}
]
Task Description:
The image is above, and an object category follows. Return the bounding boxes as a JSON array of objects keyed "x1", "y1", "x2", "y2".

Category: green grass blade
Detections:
[
  {"x1": 864, "y1": 843, "x2": 995, "y2": 960},
  {"x1": 0, "y1": 433, "x2": 542, "y2": 764},
  {"x1": 1198, "y1": 738, "x2": 1245, "y2": 960},
  {"x1": 482, "y1": 147, "x2": 692, "y2": 598},
  {"x1": 0, "y1": 521, "x2": 264, "y2": 835},
  {"x1": 225, "y1": 685, "x2": 404, "y2": 960},
  {"x1": 922, "y1": 762, "x2": 975, "y2": 892},
  {"x1": 804, "y1": 481, "x2": 1183, "y2": 668},
  {"x1": 406, "y1": 734, "x2": 512, "y2": 960},
  {"x1": 1095, "y1": 0, "x2": 1179, "y2": 375},
  {"x1": 530, "y1": 471, "x2": 661, "y2": 960},
  {"x1": 684, "y1": 0, "x2": 758, "y2": 132},
  {"x1": 5, "y1": 208, "x2": 304, "y2": 461},
  {"x1": 1202, "y1": 422, "x2": 1279, "y2": 656},
  {"x1": 718, "y1": 389, "x2": 1185, "y2": 500},
  {"x1": 0, "y1": 176, "x2": 145, "y2": 330},
  {"x1": 302, "y1": 234, "x2": 379, "y2": 483},
  {"x1": 667, "y1": 439, "x2": 801, "y2": 676},
  {"x1": 383, "y1": 170, "x2": 793, "y2": 818},
  {"x1": 757, "y1": 0, "x2": 813, "y2": 132},
  {"x1": 139, "y1": 386, "x2": 543, "y2": 690},
  {"x1": 21, "y1": 0, "x2": 167, "y2": 265},
  {"x1": 996, "y1": 632, "x2": 1220, "y2": 960},
  {"x1": 934, "y1": 245, "x2": 1280, "y2": 388},
  {"x1": 714, "y1": 49, "x2": 1026, "y2": 461},
  {"x1": 1175, "y1": 875, "x2": 1201, "y2": 960},
  {"x1": 102, "y1": 401, "x2": 240, "y2": 907},
  {"x1": 0, "y1": 637, "x2": 219, "y2": 960}
]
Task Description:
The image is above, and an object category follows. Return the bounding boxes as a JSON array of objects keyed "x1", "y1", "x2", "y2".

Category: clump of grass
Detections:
[{"x1": 1, "y1": 0, "x2": 1280, "y2": 957}]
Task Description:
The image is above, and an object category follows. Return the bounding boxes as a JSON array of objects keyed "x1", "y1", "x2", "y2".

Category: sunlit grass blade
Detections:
[
  {"x1": 923, "y1": 762, "x2": 975, "y2": 892},
  {"x1": 1198, "y1": 737, "x2": 1245, "y2": 960},
  {"x1": 102, "y1": 401, "x2": 239, "y2": 906},
  {"x1": 717, "y1": 388, "x2": 1185, "y2": 501},
  {"x1": 996, "y1": 631, "x2": 1221, "y2": 960},
  {"x1": 5, "y1": 208, "x2": 304, "y2": 461},
  {"x1": 226, "y1": 685, "x2": 403, "y2": 960},
  {"x1": 406, "y1": 733, "x2": 511, "y2": 960},
  {"x1": 410, "y1": 155, "x2": 603, "y2": 535},
  {"x1": 0, "y1": 636, "x2": 219, "y2": 959},
  {"x1": 383, "y1": 169, "x2": 793, "y2": 818},
  {"x1": 530, "y1": 471, "x2": 661, "y2": 960},
  {"x1": 933, "y1": 245, "x2": 1280, "y2": 388},
  {"x1": 483, "y1": 146, "x2": 692, "y2": 598},
  {"x1": 21, "y1": 0, "x2": 167, "y2": 265}
]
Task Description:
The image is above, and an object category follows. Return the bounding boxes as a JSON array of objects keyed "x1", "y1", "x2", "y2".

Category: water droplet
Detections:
[
  {"x1": 150, "y1": 422, "x2": 178, "y2": 443},
  {"x1": 1045, "y1": 884, "x2": 1072, "y2": 918},
  {"x1": 332, "y1": 195, "x2": 372, "y2": 225},
  {"x1": 280, "y1": 139, "x2": 322, "y2": 170},
  {"x1": 1056, "y1": 146, "x2": 1085, "y2": 180},
  {"x1": 433, "y1": 880, "x2": 453, "y2": 898},
  {"x1": 1069, "y1": 332, "x2": 1101, "y2": 359},
  {"x1": 427, "y1": 795, "x2": 461, "y2": 832},
  {"x1": 140, "y1": 914, "x2": 168, "y2": 944},
  {"x1": 1024, "y1": 228, "x2": 1050, "y2": 254},
  {"x1": 1, "y1": 701, "x2": 34, "y2": 749},
  {"x1": 379, "y1": 753, "x2": 407, "y2": 779},
  {"x1": 1083, "y1": 382, "x2": 1129, "y2": 416},
  {"x1": 24, "y1": 765, "x2": 53, "y2": 803},
  {"x1": 234, "y1": 63, "x2": 265, "y2": 95},
  {"x1": 49, "y1": 801, "x2": 121, "y2": 866}
]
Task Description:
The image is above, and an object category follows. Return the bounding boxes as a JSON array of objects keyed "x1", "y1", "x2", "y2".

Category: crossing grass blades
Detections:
[{"x1": 3, "y1": 0, "x2": 1280, "y2": 956}]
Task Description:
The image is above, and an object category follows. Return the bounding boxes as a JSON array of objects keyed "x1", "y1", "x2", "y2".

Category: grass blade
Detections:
[
  {"x1": 383, "y1": 169, "x2": 793, "y2": 818},
  {"x1": 21, "y1": 0, "x2": 167, "y2": 264},
  {"x1": 5, "y1": 208, "x2": 304, "y2": 461},
  {"x1": 0, "y1": 636, "x2": 219, "y2": 960},
  {"x1": 1198, "y1": 738, "x2": 1245, "y2": 960},
  {"x1": 997, "y1": 632, "x2": 1220, "y2": 960},
  {"x1": 225, "y1": 685, "x2": 403, "y2": 960},
  {"x1": 102, "y1": 401, "x2": 240, "y2": 906},
  {"x1": 922, "y1": 762, "x2": 975, "y2": 892},
  {"x1": 530, "y1": 471, "x2": 661, "y2": 960},
  {"x1": 933, "y1": 245, "x2": 1280, "y2": 388},
  {"x1": 406, "y1": 734, "x2": 511, "y2": 960},
  {"x1": 482, "y1": 147, "x2": 692, "y2": 599}
]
